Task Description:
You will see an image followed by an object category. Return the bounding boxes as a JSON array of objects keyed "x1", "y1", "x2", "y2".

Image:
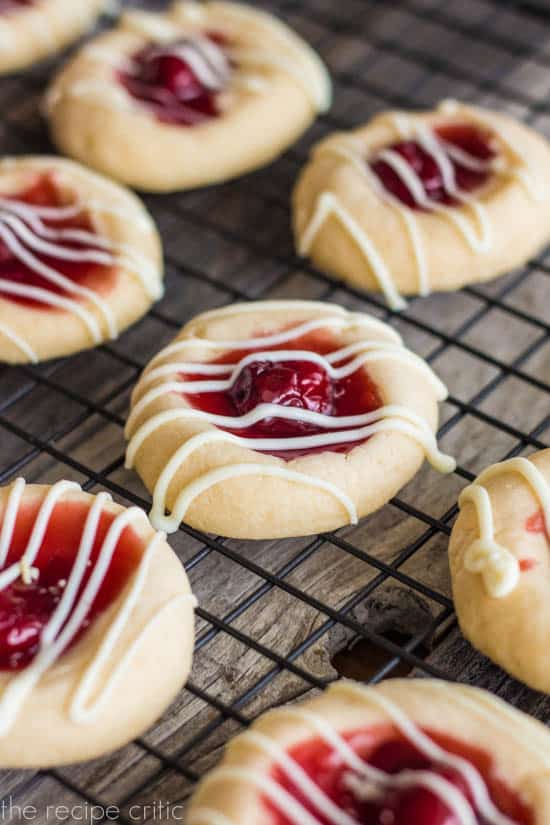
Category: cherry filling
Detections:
[
  {"x1": 0, "y1": 174, "x2": 115, "y2": 310},
  {"x1": 266, "y1": 726, "x2": 533, "y2": 825},
  {"x1": 182, "y1": 327, "x2": 382, "y2": 459},
  {"x1": 370, "y1": 123, "x2": 497, "y2": 210},
  {"x1": 0, "y1": 501, "x2": 142, "y2": 670},
  {"x1": 229, "y1": 359, "x2": 334, "y2": 420},
  {"x1": 118, "y1": 33, "x2": 230, "y2": 126}
]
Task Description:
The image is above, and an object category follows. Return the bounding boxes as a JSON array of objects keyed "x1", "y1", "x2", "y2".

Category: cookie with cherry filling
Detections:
[
  {"x1": 450, "y1": 448, "x2": 550, "y2": 693},
  {"x1": 0, "y1": 155, "x2": 163, "y2": 364},
  {"x1": 0, "y1": 0, "x2": 106, "y2": 75},
  {"x1": 45, "y1": 1, "x2": 332, "y2": 192},
  {"x1": 187, "y1": 677, "x2": 550, "y2": 825},
  {"x1": 293, "y1": 100, "x2": 550, "y2": 310},
  {"x1": 0, "y1": 478, "x2": 195, "y2": 767},
  {"x1": 124, "y1": 300, "x2": 455, "y2": 540}
]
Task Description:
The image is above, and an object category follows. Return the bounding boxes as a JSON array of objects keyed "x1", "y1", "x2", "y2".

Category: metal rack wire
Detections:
[{"x1": 0, "y1": 0, "x2": 549, "y2": 821}]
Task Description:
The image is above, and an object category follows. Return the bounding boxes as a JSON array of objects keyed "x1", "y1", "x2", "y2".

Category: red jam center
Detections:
[
  {"x1": 118, "y1": 33, "x2": 229, "y2": 126},
  {"x1": 0, "y1": 500, "x2": 142, "y2": 670},
  {"x1": 267, "y1": 726, "x2": 532, "y2": 825},
  {"x1": 0, "y1": 174, "x2": 115, "y2": 310},
  {"x1": 182, "y1": 327, "x2": 382, "y2": 460},
  {"x1": 370, "y1": 123, "x2": 496, "y2": 210}
]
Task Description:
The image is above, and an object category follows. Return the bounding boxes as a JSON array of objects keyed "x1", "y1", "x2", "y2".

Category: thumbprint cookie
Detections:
[
  {"x1": 0, "y1": 155, "x2": 163, "y2": 364},
  {"x1": 0, "y1": 0, "x2": 106, "y2": 75},
  {"x1": 0, "y1": 479, "x2": 196, "y2": 767},
  {"x1": 450, "y1": 448, "x2": 550, "y2": 693},
  {"x1": 293, "y1": 100, "x2": 550, "y2": 309},
  {"x1": 45, "y1": 1, "x2": 332, "y2": 192},
  {"x1": 124, "y1": 300, "x2": 455, "y2": 540},
  {"x1": 187, "y1": 678, "x2": 550, "y2": 825}
]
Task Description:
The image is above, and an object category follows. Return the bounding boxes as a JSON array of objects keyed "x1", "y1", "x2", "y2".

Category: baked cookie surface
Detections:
[
  {"x1": 187, "y1": 677, "x2": 550, "y2": 825},
  {"x1": 45, "y1": 1, "x2": 332, "y2": 192},
  {"x1": 449, "y1": 448, "x2": 550, "y2": 693},
  {"x1": 0, "y1": 0, "x2": 106, "y2": 75},
  {"x1": 0, "y1": 155, "x2": 163, "y2": 364},
  {"x1": 0, "y1": 478, "x2": 195, "y2": 767},
  {"x1": 125, "y1": 300, "x2": 455, "y2": 540},
  {"x1": 293, "y1": 100, "x2": 550, "y2": 309}
]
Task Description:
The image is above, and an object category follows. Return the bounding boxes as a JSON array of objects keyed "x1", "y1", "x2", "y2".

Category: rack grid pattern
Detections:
[{"x1": 0, "y1": 0, "x2": 549, "y2": 821}]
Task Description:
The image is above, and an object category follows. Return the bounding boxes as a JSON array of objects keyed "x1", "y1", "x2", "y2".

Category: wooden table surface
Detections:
[{"x1": 0, "y1": 0, "x2": 549, "y2": 822}]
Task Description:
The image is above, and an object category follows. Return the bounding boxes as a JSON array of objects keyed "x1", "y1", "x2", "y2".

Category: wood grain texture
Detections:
[{"x1": 0, "y1": 0, "x2": 549, "y2": 821}]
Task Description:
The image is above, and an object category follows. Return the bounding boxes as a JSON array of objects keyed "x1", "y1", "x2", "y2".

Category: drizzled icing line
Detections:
[
  {"x1": 149, "y1": 314, "x2": 402, "y2": 366},
  {"x1": 0, "y1": 321, "x2": 38, "y2": 363},
  {"x1": 47, "y1": 3, "x2": 331, "y2": 117},
  {"x1": 147, "y1": 37, "x2": 230, "y2": 91},
  {"x1": 458, "y1": 456, "x2": 550, "y2": 598},
  {"x1": 411, "y1": 679, "x2": 550, "y2": 767},
  {"x1": 127, "y1": 341, "x2": 447, "y2": 432},
  {"x1": 0, "y1": 188, "x2": 160, "y2": 351},
  {"x1": 439, "y1": 99, "x2": 544, "y2": 201},
  {"x1": 298, "y1": 102, "x2": 540, "y2": 310},
  {"x1": 0, "y1": 479, "x2": 195, "y2": 734},
  {"x1": 126, "y1": 309, "x2": 455, "y2": 533},
  {"x1": 188, "y1": 681, "x2": 517, "y2": 825}
]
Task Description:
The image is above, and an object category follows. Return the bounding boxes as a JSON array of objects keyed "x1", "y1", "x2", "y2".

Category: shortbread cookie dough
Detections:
[
  {"x1": 0, "y1": 478, "x2": 195, "y2": 767},
  {"x1": 0, "y1": 0, "x2": 106, "y2": 75},
  {"x1": 187, "y1": 678, "x2": 550, "y2": 825},
  {"x1": 45, "y1": 1, "x2": 332, "y2": 192},
  {"x1": 0, "y1": 155, "x2": 163, "y2": 364},
  {"x1": 293, "y1": 100, "x2": 550, "y2": 309},
  {"x1": 450, "y1": 448, "x2": 550, "y2": 693},
  {"x1": 125, "y1": 300, "x2": 455, "y2": 540}
]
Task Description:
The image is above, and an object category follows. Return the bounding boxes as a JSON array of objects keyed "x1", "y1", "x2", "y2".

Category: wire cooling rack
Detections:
[{"x1": 0, "y1": 0, "x2": 549, "y2": 821}]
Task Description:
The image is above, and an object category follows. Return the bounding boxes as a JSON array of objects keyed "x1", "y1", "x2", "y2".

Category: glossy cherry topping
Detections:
[
  {"x1": 266, "y1": 725, "x2": 532, "y2": 825},
  {"x1": 0, "y1": 174, "x2": 115, "y2": 310},
  {"x1": 229, "y1": 359, "x2": 334, "y2": 420},
  {"x1": 0, "y1": 500, "x2": 142, "y2": 670},
  {"x1": 525, "y1": 509, "x2": 548, "y2": 536},
  {"x1": 370, "y1": 123, "x2": 496, "y2": 210},
  {"x1": 118, "y1": 33, "x2": 230, "y2": 126},
  {"x1": 182, "y1": 327, "x2": 382, "y2": 459}
]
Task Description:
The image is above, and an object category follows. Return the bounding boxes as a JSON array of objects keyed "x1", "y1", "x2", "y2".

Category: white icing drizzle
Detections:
[
  {"x1": 127, "y1": 341, "x2": 447, "y2": 431},
  {"x1": 0, "y1": 187, "x2": 160, "y2": 354},
  {"x1": 147, "y1": 37, "x2": 230, "y2": 91},
  {"x1": 209, "y1": 0, "x2": 331, "y2": 111},
  {"x1": 298, "y1": 192, "x2": 407, "y2": 311},
  {"x1": 0, "y1": 320, "x2": 37, "y2": 362},
  {"x1": 299, "y1": 104, "x2": 541, "y2": 309},
  {"x1": 226, "y1": 47, "x2": 325, "y2": 109},
  {"x1": 149, "y1": 314, "x2": 402, "y2": 366},
  {"x1": 190, "y1": 681, "x2": 518, "y2": 825},
  {"x1": 411, "y1": 680, "x2": 550, "y2": 769},
  {"x1": 173, "y1": 1, "x2": 206, "y2": 24},
  {"x1": 0, "y1": 479, "x2": 195, "y2": 734},
  {"x1": 126, "y1": 309, "x2": 455, "y2": 533},
  {"x1": 458, "y1": 456, "x2": 550, "y2": 598},
  {"x1": 333, "y1": 682, "x2": 517, "y2": 825},
  {"x1": 439, "y1": 100, "x2": 544, "y2": 202},
  {"x1": 48, "y1": 2, "x2": 331, "y2": 118}
]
